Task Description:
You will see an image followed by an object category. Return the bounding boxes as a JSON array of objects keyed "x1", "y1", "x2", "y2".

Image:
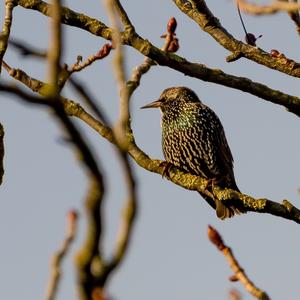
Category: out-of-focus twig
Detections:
[
  {"x1": 111, "y1": 0, "x2": 134, "y2": 30},
  {"x1": 278, "y1": 0, "x2": 300, "y2": 35},
  {"x1": 99, "y1": 12, "x2": 180, "y2": 284},
  {"x1": 0, "y1": 123, "x2": 4, "y2": 185},
  {"x1": 104, "y1": 0, "x2": 129, "y2": 149},
  {"x1": 0, "y1": 0, "x2": 15, "y2": 73},
  {"x1": 229, "y1": 288, "x2": 242, "y2": 300},
  {"x1": 68, "y1": 77, "x2": 110, "y2": 125},
  {"x1": 48, "y1": 0, "x2": 62, "y2": 93},
  {"x1": 208, "y1": 225, "x2": 271, "y2": 300},
  {"x1": 237, "y1": 0, "x2": 300, "y2": 15},
  {"x1": 45, "y1": 210, "x2": 78, "y2": 300},
  {"x1": 93, "y1": 0, "x2": 137, "y2": 286},
  {"x1": 9, "y1": 39, "x2": 47, "y2": 58}
]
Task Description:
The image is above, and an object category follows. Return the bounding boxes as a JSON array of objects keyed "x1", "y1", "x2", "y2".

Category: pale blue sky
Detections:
[{"x1": 1, "y1": 1, "x2": 300, "y2": 300}]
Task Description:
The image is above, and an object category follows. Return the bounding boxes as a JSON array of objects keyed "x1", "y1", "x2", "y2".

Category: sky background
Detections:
[{"x1": 1, "y1": 1, "x2": 300, "y2": 300}]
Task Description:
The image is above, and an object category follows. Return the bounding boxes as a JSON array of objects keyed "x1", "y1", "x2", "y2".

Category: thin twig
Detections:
[
  {"x1": 68, "y1": 77, "x2": 110, "y2": 125},
  {"x1": 45, "y1": 211, "x2": 78, "y2": 300},
  {"x1": 208, "y1": 225, "x2": 271, "y2": 300},
  {"x1": 0, "y1": 123, "x2": 4, "y2": 185},
  {"x1": 229, "y1": 288, "x2": 242, "y2": 300},
  {"x1": 94, "y1": 0, "x2": 137, "y2": 285},
  {"x1": 9, "y1": 39, "x2": 47, "y2": 58},
  {"x1": 69, "y1": 43, "x2": 112, "y2": 74}
]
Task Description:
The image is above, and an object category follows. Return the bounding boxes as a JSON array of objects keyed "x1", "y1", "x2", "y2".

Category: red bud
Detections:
[
  {"x1": 167, "y1": 17, "x2": 177, "y2": 34},
  {"x1": 207, "y1": 225, "x2": 225, "y2": 251},
  {"x1": 270, "y1": 49, "x2": 280, "y2": 57}
]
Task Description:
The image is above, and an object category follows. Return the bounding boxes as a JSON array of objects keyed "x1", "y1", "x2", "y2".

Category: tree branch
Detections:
[
  {"x1": 0, "y1": 0, "x2": 15, "y2": 73},
  {"x1": 208, "y1": 225, "x2": 270, "y2": 300},
  {"x1": 45, "y1": 210, "x2": 78, "y2": 300}
]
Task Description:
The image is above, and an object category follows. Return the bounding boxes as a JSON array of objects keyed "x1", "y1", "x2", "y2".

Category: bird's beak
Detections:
[{"x1": 140, "y1": 99, "x2": 162, "y2": 109}]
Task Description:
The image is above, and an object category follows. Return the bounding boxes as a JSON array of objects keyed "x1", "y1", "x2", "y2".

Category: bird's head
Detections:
[{"x1": 141, "y1": 86, "x2": 201, "y2": 112}]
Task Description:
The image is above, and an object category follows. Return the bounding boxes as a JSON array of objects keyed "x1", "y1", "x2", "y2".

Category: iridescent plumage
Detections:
[{"x1": 142, "y1": 87, "x2": 244, "y2": 219}]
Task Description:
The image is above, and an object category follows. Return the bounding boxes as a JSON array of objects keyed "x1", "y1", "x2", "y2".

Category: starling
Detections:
[{"x1": 141, "y1": 86, "x2": 244, "y2": 219}]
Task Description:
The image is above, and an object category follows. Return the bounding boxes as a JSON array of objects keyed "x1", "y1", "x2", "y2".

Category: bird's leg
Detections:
[
  {"x1": 205, "y1": 177, "x2": 219, "y2": 190},
  {"x1": 159, "y1": 161, "x2": 175, "y2": 178}
]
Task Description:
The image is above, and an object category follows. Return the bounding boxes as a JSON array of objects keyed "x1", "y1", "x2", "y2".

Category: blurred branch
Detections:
[
  {"x1": 45, "y1": 210, "x2": 78, "y2": 300},
  {"x1": 278, "y1": 0, "x2": 300, "y2": 35},
  {"x1": 68, "y1": 77, "x2": 110, "y2": 125},
  {"x1": 208, "y1": 225, "x2": 271, "y2": 300},
  {"x1": 48, "y1": 0, "x2": 62, "y2": 93},
  {"x1": 104, "y1": 0, "x2": 129, "y2": 149},
  {"x1": 0, "y1": 123, "x2": 4, "y2": 185},
  {"x1": 4, "y1": 2, "x2": 106, "y2": 298},
  {"x1": 111, "y1": 0, "x2": 134, "y2": 30},
  {"x1": 229, "y1": 289, "x2": 242, "y2": 300},
  {"x1": 92, "y1": 0, "x2": 137, "y2": 285},
  {"x1": 69, "y1": 72, "x2": 137, "y2": 287},
  {"x1": 0, "y1": 0, "x2": 15, "y2": 73},
  {"x1": 75, "y1": 179, "x2": 105, "y2": 299},
  {"x1": 9, "y1": 38, "x2": 47, "y2": 58},
  {"x1": 237, "y1": 0, "x2": 300, "y2": 15}
]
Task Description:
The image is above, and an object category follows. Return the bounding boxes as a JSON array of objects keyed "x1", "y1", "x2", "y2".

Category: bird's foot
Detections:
[
  {"x1": 159, "y1": 161, "x2": 174, "y2": 179},
  {"x1": 205, "y1": 177, "x2": 219, "y2": 189}
]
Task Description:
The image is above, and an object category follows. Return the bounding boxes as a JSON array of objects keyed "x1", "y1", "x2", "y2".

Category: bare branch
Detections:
[
  {"x1": 69, "y1": 43, "x2": 113, "y2": 74},
  {"x1": 208, "y1": 225, "x2": 271, "y2": 300},
  {"x1": 45, "y1": 210, "x2": 78, "y2": 300}
]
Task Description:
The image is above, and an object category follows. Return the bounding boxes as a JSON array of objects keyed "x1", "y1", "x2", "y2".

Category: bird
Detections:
[{"x1": 141, "y1": 86, "x2": 245, "y2": 219}]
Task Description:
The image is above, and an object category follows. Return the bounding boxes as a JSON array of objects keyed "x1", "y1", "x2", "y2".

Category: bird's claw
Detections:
[{"x1": 159, "y1": 161, "x2": 174, "y2": 179}]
